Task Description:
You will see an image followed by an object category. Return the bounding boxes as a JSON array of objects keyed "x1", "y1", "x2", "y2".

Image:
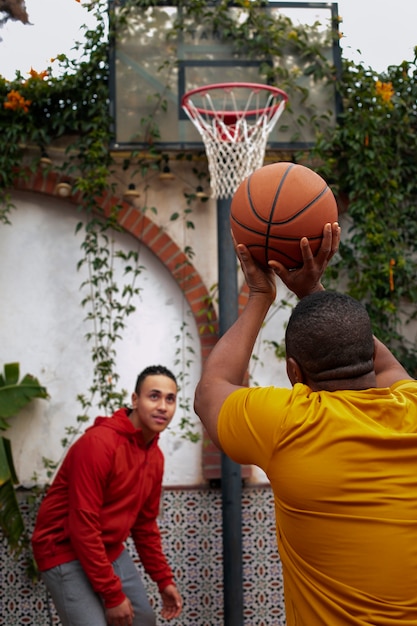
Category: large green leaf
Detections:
[
  {"x1": 0, "y1": 408, "x2": 27, "y2": 557},
  {"x1": 0, "y1": 437, "x2": 18, "y2": 485},
  {"x1": 0, "y1": 363, "x2": 48, "y2": 563},
  {"x1": 0, "y1": 362, "x2": 20, "y2": 386},
  {"x1": 0, "y1": 362, "x2": 49, "y2": 422},
  {"x1": 0, "y1": 479, "x2": 25, "y2": 553}
]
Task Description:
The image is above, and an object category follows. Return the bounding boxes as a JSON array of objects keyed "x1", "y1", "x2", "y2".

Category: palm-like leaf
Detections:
[
  {"x1": 0, "y1": 480, "x2": 24, "y2": 549},
  {"x1": 0, "y1": 436, "x2": 18, "y2": 484},
  {"x1": 0, "y1": 363, "x2": 48, "y2": 559},
  {"x1": 0, "y1": 362, "x2": 49, "y2": 426}
]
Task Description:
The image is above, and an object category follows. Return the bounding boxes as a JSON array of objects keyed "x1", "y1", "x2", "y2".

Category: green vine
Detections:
[{"x1": 310, "y1": 53, "x2": 417, "y2": 372}]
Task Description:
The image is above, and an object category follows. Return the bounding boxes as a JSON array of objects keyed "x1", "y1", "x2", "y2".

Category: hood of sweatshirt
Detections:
[{"x1": 87, "y1": 407, "x2": 159, "y2": 449}]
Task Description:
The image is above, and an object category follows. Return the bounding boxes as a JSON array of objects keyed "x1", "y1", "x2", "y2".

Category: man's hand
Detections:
[
  {"x1": 269, "y1": 222, "x2": 340, "y2": 299},
  {"x1": 105, "y1": 597, "x2": 134, "y2": 626},
  {"x1": 233, "y1": 236, "x2": 277, "y2": 304},
  {"x1": 160, "y1": 584, "x2": 182, "y2": 620}
]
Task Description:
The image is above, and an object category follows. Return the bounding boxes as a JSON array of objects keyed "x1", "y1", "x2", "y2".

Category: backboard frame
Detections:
[{"x1": 109, "y1": 1, "x2": 342, "y2": 152}]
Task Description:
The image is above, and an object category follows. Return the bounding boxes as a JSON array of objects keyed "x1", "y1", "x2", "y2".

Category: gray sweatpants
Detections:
[{"x1": 41, "y1": 548, "x2": 156, "y2": 626}]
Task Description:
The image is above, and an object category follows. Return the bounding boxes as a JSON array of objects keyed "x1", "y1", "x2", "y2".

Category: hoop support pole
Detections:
[{"x1": 217, "y1": 195, "x2": 244, "y2": 625}]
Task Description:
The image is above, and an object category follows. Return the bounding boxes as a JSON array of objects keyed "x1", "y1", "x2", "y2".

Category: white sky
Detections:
[
  {"x1": 0, "y1": 0, "x2": 415, "y2": 79},
  {"x1": 0, "y1": 0, "x2": 96, "y2": 79}
]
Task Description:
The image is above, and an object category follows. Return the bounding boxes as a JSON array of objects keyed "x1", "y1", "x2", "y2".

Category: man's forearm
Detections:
[
  {"x1": 194, "y1": 287, "x2": 274, "y2": 447},
  {"x1": 201, "y1": 292, "x2": 273, "y2": 387}
]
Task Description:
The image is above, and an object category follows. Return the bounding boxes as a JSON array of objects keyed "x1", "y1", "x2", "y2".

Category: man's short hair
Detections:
[
  {"x1": 285, "y1": 291, "x2": 374, "y2": 382},
  {"x1": 135, "y1": 365, "x2": 177, "y2": 394}
]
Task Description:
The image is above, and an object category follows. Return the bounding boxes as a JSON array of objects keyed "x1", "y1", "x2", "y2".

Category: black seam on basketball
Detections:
[
  {"x1": 246, "y1": 243, "x2": 299, "y2": 265},
  {"x1": 246, "y1": 174, "x2": 270, "y2": 225},
  {"x1": 229, "y1": 222, "x2": 322, "y2": 243},
  {"x1": 267, "y1": 234, "x2": 323, "y2": 242},
  {"x1": 264, "y1": 163, "x2": 294, "y2": 265},
  {"x1": 230, "y1": 213, "x2": 260, "y2": 229},
  {"x1": 229, "y1": 219, "x2": 266, "y2": 236},
  {"x1": 270, "y1": 185, "x2": 330, "y2": 226}
]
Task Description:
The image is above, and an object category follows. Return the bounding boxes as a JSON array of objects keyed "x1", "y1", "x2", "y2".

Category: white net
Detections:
[{"x1": 182, "y1": 83, "x2": 288, "y2": 199}]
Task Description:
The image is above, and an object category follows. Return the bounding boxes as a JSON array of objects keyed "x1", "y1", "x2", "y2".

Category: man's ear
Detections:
[
  {"x1": 131, "y1": 392, "x2": 138, "y2": 408},
  {"x1": 286, "y1": 357, "x2": 304, "y2": 386}
]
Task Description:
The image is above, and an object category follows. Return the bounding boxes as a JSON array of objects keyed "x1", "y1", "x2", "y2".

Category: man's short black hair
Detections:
[
  {"x1": 285, "y1": 291, "x2": 374, "y2": 382},
  {"x1": 135, "y1": 365, "x2": 177, "y2": 394}
]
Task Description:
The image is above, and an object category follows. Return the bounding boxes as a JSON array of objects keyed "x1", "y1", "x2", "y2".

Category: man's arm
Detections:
[
  {"x1": 66, "y1": 438, "x2": 127, "y2": 609},
  {"x1": 194, "y1": 285, "x2": 274, "y2": 448},
  {"x1": 373, "y1": 336, "x2": 414, "y2": 387},
  {"x1": 131, "y1": 485, "x2": 182, "y2": 619},
  {"x1": 194, "y1": 222, "x2": 340, "y2": 449}
]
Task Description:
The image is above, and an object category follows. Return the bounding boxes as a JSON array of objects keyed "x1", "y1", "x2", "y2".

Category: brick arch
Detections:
[{"x1": 13, "y1": 168, "x2": 219, "y2": 365}]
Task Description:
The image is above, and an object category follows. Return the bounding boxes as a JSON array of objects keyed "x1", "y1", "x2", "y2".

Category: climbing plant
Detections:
[{"x1": 309, "y1": 52, "x2": 417, "y2": 373}]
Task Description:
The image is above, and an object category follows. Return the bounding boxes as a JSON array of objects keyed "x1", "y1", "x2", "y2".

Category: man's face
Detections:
[{"x1": 131, "y1": 374, "x2": 177, "y2": 443}]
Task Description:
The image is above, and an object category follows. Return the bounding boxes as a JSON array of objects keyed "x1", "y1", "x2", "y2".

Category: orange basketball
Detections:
[{"x1": 230, "y1": 162, "x2": 338, "y2": 269}]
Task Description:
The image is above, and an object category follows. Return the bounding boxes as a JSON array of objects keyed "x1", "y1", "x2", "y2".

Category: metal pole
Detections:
[{"x1": 217, "y1": 196, "x2": 244, "y2": 625}]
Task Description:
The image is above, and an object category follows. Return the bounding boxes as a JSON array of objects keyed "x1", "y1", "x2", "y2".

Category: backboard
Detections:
[{"x1": 109, "y1": 1, "x2": 341, "y2": 151}]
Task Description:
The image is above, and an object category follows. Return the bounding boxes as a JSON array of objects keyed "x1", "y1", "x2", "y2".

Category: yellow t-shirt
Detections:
[{"x1": 218, "y1": 381, "x2": 417, "y2": 625}]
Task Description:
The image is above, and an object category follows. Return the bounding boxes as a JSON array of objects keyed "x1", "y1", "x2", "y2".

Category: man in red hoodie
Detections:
[{"x1": 32, "y1": 365, "x2": 183, "y2": 626}]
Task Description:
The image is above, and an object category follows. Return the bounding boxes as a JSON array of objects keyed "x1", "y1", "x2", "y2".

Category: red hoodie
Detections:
[{"x1": 32, "y1": 408, "x2": 174, "y2": 608}]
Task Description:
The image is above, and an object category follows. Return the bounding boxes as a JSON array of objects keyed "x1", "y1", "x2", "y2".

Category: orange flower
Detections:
[
  {"x1": 389, "y1": 258, "x2": 396, "y2": 292},
  {"x1": 375, "y1": 80, "x2": 394, "y2": 105},
  {"x1": 28, "y1": 68, "x2": 48, "y2": 80},
  {"x1": 3, "y1": 89, "x2": 31, "y2": 113}
]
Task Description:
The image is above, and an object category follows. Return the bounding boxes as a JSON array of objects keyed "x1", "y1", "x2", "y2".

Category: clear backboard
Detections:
[{"x1": 109, "y1": 1, "x2": 341, "y2": 151}]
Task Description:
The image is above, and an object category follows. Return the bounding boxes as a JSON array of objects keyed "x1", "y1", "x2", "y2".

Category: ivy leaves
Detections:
[{"x1": 312, "y1": 54, "x2": 417, "y2": 370}]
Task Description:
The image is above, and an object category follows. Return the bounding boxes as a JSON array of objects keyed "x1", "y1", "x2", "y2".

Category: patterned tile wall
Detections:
[{"x1": 0, "y1": 486, "x2": 286, "y2": 626}]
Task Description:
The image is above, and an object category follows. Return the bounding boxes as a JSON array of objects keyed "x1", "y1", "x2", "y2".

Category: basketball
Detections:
[{"x1": 230, "y1": 162, "x2": 338, "y2": 269}]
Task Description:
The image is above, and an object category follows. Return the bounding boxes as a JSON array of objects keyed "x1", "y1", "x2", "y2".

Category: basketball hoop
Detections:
[{"x1": 181, "y1": 82, "x2": 288, "y2": 199}]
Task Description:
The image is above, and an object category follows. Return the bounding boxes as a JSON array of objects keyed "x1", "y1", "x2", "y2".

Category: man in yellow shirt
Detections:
[{"x1": 194, "y1": 223, "x2": 417, "y2": 625}]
